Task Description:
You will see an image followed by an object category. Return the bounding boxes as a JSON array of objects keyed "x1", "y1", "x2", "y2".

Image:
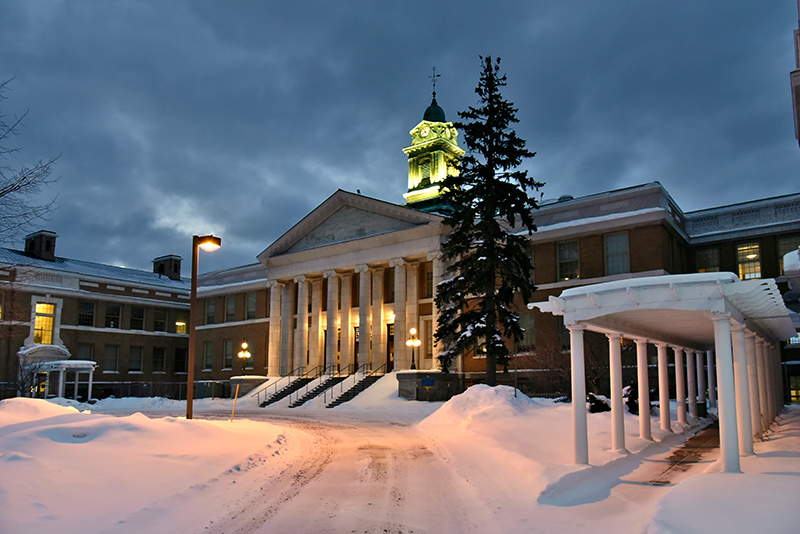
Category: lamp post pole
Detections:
[
  {"x1": 406, "y1": 328, "x2": 421, "y2": 370},
  {"x1": 186, "y1": 234, "x2": 221, "y2": 420}
]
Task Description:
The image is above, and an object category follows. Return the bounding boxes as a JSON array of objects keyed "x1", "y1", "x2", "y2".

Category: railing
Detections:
[
  {"x1": 289, "y1": 364, "x2": 352, "y2": 404},
  {"x1": 252, "y1": 365, "x2": 304, "y2": 405},
  {"x1": 323, "y1": 363, "x2": 369, "y2": 404}
]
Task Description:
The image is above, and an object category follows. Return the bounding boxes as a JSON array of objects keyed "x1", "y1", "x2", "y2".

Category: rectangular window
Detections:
[
  {"x1": 737, "y1": 242, "x2": 761, "y2": 280},
  {"x1": 225, "y1": 295, "x2": 236, "y2": 322},
  {"x1": 696, "y1": 247, "x2": 720, "y2": 273},
  {"x1": 518, "y1": 312, "x2": 536, "y2": 353},
  {"x1": 175, "y1": 312, "x2": 188, "y2": 334},
  {"x1": 205, "y1": 299, "x2": 216, "y2": 325},
  {"x1": 34, "y1": 302, "x2": 55, "y2": 344},
  {"x1": 203, "y1": 341, "x2": 214, "y2": 370},
  {"x1": 78, "y1": 301, "x2": 95, "y2": 327},
  {"x1": 105, "y1": 304, "x2": 121, "y2": 328},
  {"x1": 104, "y1": 344, "x2": 119, "y2": 372},
  {"x1": 384, "y1": 268, "x2": 395, "y2": 303},
  {"x1": 604, "y1": 233, "x2": 629, "y2": 276},
  {"x1": 422, "y1": 262, "x2": 434, "y2": 299},
  {"x1": 778, "y1": 235, "x2": 800, "y2": 274},
  {"x1": 77, "y1": 342, "x2": 94, "y2": 361},
  {"x1": 423, "y1": 319, "x2": 433, "y2": 359},
  {"x1": 557, "y1": 241, "x2": 580, "y2": 280},
  {"x1": 174, "y1": 348, "x2": 188, "y2": 373},
  {"x1": 224, "y1": 339, "x2": 233, "y2": 369},
  {"x1": 152, "y1": 347, "x2": 166, "y2": 373},
  {"x1": 129, "y1": 346, "x2": 143, "y2": 372},
  {"x1": 153, "y1": 309, "x2": 167, "y2": 332},
  {"x1": 130, "y1": 306, "x2": 145, "y2": 330},
  {"x1": 246, "y1": 292, "x2": 257, "y2": 320}
]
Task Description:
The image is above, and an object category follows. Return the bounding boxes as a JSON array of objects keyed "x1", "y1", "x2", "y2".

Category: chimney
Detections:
[
  {"x1": 24, "y1": 230, "x2": 58, "y2": 261},
  {"x1": 153, "y1": 254, "x2": 183, "y2": 281}
]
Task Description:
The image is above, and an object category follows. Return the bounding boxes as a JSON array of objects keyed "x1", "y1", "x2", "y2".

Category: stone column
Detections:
[
  {"x1": 730, "y1": 323, "x2": 754, "y2": 456},
  {"x1": 707, "y1": 350, "x2": 717, "y2": 408},
  {"x1": 428, "y1": 251, "x2": 444, "y2": 370},
  {"x1": 745, "y1": 332, "x2": 762, "y2": 440},
  {"x1": 391, "y1": 258, "x2": 407, "y2": 370},
  {"x1": 696, "y1": 350, "x2": 706, "y2": 406},
  {"x1": 568, "y1": 324, "x2": 588, "y2": 465},
  {"x1": 340, "y1": 273, "x2": 353, "y2": 370},
  {"x1": 372, "y1": 268, "x2": 385, "y2": 369},
  {"x1": 309, "y1": 278, "x2": 324, "y2": 368},
  {"x1": 280, "y1": 282, "x2": 294, "y2": 375},
  {"x1": 755, "y1": 337, "x2": 769, "y2": 433},
  {"x1": 635, "y1": 338, "x2": 652, "y2": 441},
  {"x1": 324, "y1": 270, "x2": 339, "y2": 370},
  {"x1": 607, "y1": 333, "x2": 626, "y2": 452},
  {"x1": 673, "y1": 346, "x2": 687, "y2": 425},
  {"x1": 294, "y1": 275, "x2": 308, "y2": 371},
  {"x1": 356, "y1": 265, "x2": 371, "y2": 370},
  {"x1": 267, "y1": 281, "x2": 283, "y2": 376},
  {"x1": 685, "y1": 348, "x2": 698, "y2": 420},
  {"x1": 711, "y1": 312, "x2": 740, "y2": 474},
  {"x1": 656, "y1": 343, "x2": 672, "y2": 433}
]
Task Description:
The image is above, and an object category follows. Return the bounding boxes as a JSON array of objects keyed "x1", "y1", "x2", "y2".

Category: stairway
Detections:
[
  {"x1": 326, "y1": 375, "x2": 383, "y2": 408},
  {"x1": 288, "y1": 375, "x2": 348, "y2": 408},
  {"x1": 259, "y1": 377, "x2": 314, "y2": 407}
]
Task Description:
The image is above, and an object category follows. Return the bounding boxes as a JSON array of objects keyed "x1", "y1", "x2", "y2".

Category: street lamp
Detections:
[
  {"x1": 238, "y1": 340, "x2": 251, "y2": 369},
  {"x1": 186, "y1": 234, "x2": 221, "y2": 420},
  {"x1": 406, "y1": 327, "x2": 421, "y2": 370}
]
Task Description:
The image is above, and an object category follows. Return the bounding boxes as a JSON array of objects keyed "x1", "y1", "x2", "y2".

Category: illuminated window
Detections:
[
  {"x1": 175, "y1": 312, "x2": 188, "y2": 334},
  {"x1": 778, "y1": 235, "x2": 800, "y2": 274},
  {"x1": 557, "y1": 241, "x2": 579, "y2": 280},
  {"x1": 604, "y1": 233, "x2": 629, "y2": 276},
  {"x1": 130, "y1": 306, "x2": 145, "y2": 330},
  {"x1": 104, "y1": 344, "x2": 119, "y2": 372},
  {"x1": 697, "y1": 247, "x2": 720, "y2": 273},
  {"x1": 737, "y1": 242, "x2": 761, "y2": 280},
  {"x1": 225, "y1": 295, "x2": 235, "y2": 322},
  {"x1": 246, "y1": 292, "x2": 257, "y2": 320},
  {"x1": 203, "y1": 341, "x2": 214, "y2": 370},
  {"x1": 78, "y1": 301, "x2": 95, "y2": 327},
  {"x1": 154, "y1": 309, "x2": 167, "y2": 332},
  {"x1": 34, "y1": 303, "x2": 55, "y2": 344},
  {"x1": 129, "y1": 346, "x2": 143, "y2": 372},
  {"x1": 224, "y1": 339, "x2": 233, "y2": 368},
  {"x1": 152, "y1": 347, "x2": 166, "y2": 373},
  {"x1": 205, "y1": 299, "x2": 216, "y2": 325},
  {"x1": 105, "y1": 304, "x2": 120, "y2": 328}
]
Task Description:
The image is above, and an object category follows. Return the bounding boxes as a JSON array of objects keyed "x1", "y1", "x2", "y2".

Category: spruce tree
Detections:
[{"x1": 434, "y1": 56, "x2": 542, "y2": 386}]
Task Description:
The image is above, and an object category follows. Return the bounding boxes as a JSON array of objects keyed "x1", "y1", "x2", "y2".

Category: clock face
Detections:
[{"x1": 420, "y1": 126, "x2": 430, "y2": 138}]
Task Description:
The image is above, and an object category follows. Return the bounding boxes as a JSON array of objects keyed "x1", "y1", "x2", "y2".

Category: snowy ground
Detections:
[{"x1": 1, "y1": 373, "x2": 798, "y2": 533}]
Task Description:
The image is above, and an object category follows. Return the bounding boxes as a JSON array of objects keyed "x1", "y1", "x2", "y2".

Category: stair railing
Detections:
[
  {"x1": 253, "y1": 365, "x2": 304, "y2": 405},
  {"x1": 324, "y1": 363, "x2": 370, "y2": 404},
  {"x1": 287, "y1": 365, "x2": 327, "y2": 404}
]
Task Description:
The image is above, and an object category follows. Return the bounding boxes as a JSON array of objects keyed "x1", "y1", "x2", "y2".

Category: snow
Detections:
[{"x1": 1, "y1": 378, "x2": 798, "y2": 533}]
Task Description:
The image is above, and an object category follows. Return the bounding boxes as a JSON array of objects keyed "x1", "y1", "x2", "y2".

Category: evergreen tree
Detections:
[{"x1": 434, "y1": 56, "x2": 542, "y2": 386}]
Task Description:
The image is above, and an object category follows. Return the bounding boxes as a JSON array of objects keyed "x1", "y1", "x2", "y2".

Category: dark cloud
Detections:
[{"x1": 0, "y1": 1, "x2": 798, "y2": 274}]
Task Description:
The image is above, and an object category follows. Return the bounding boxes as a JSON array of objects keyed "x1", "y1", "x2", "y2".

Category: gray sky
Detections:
[{"x1": 1, "y1": 1, "x2": 798, "y2": 274}]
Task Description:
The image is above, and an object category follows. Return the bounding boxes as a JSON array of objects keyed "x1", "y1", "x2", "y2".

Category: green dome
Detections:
[{"x1": 423, "y1": 96, "x2": 446, "y2": 122}]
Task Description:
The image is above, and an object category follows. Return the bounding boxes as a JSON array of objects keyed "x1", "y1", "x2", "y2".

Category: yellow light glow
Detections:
[
  {"x1": 410, "y1": 327, "x2": 417, "y2": 336},
  {"x1": 241, "y1": 341, "x2": 248, "y2": 350},
  {"x1": 746, "y1": 253, "x2": 758, "y2": 259},
  {"x1": 197, "y1": 234, "x2": 222, "y2": 252}
]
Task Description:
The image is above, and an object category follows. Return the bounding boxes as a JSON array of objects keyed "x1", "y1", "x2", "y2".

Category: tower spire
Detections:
[{"x1": 429, "y1": 66, "x2": 441, "y2": 103}]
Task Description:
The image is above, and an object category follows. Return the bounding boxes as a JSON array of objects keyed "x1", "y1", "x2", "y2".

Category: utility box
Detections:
[{"x1": 397, "y1": 371, "x2": 464, "y2": 401}]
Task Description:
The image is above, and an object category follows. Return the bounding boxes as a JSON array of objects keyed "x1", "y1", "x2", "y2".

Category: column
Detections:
[
  {"x1": 294, "y1": 275, "x2": 308, "y2": 371},
  {"x1": 730, "y1": 323, "x2": 754, "y2": 456},
  {"x1": 73, "y1": 370, "x2": 80, "y2": 400},
  {"x1": 372, "y1": 267, "x2": 385, "y2": 369},
  {"x1": 745, "y1": 332, "x2": 762, "y2": 440},
  {"x1": 770, "y1": 344, "x2": 782, "y2": 418},
  {"x1": 685, "y1": 348, "x2": 698, "y2": 420},
  {"x1": 280, "y1": 282, "x2": 294, "y2": 375},
  {"x1": 356, "y1": 265, "x2": 371, "y2": 370},
  {"x1": 87, "y1": 369, "x2": 94, "y2": 401},
  {"x1": 57, "y1": 368, "x2": 66, "y2": 398},
  {"x1": 756, "y1": 338, "x2": 772, "y2": 429},
  {"x1": 656, "y1": 343, "x2": 672, "y2": 433},
  {"x1": 340, "y1": 273, "x2": 353, "y2": 370},
  {"x1": 568, "y1": 324, "x2": 589, "y2": 465},
  {"x1": 391, "y1": 259, "x2": 407, "y2": 370},
  {"x1": 324, "y1": 270, "x2": 339, "y2": 370},
  {"x1": 44, "y1": 370, "x2": 50, "y2": 399},
  {"x1": 267, "y1": 281, "x2": 283, "y2": 376},
  {"x1": 707, "y1": 350, "x2": 717, "y2": 409},
  {"x1": 309, "y1": 278, "x2": 324, "y2": 368},
  {"x1": 711, "y1": 312, "x2": 740, "y2": 473},
  {"x1": 673, "y1": 346, "x2": 687, "y2": 425},
  {"x1": 428, "y1": 251, "x2": 444, "y2": 370},
  {"x1": 635, "y1": 338, "x2": 652, "y2": 441},
  {"x1": 607, "y1": 333, "x2": 626, "y2": 452},
  {"x1": 696, "y1": 350, "x2": 706, "y2": 407}
]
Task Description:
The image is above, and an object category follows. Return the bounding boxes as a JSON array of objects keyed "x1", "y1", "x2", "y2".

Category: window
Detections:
[
  {"x1": 224, "y1": 339, "x2": 233, "y2": 369},
  {"x1": 557, "y1": 241, "x2": 579, "y2": 280},
  {"x1": 225, "y1": 295, "x2": 236, "y2": 322},
  {"x1": 77, "y1": 342, "x2": 94, "y2": 361},
  {"x1": 778, "y1": 235, "x2": 800, "y2": 274},
  {"x1": 104, "y1": 345, "x2": 119, "y2": 372},
  {"x1": 105, "y1": 304, "x2": 121, "y2": 328},
  {"x1": 129, "y1": 346, "x2": 143, "y2": 372},
  {"x1": 604, "y1": 233, "x2": 629, "y2": 276},
  {"x1": 423, "y1": 319, "x2": 433, "y2": 359},
  {"x1": 203, "y1": 341, "x2": 214, "y2": 370},
  {"x1": 34, "y1": 303, "x2": 55, "y2": 344},
  {"x1": 737, "y1": 242, "x2": 761, "y2": 280},
  {"x1": 154, "y1": 309, "x2": 167, "y2": 332},
  {"x1": 421, "y1": 262, "x2": 434, "y2": 299},
  {"x1": 518, "y1": 312, "x2": 536, "y2": 353},
  {"x1": 175, "y1": 312, "x2": 188, "y2": 334},
  {"x1": 205, "y1": 299, "x2": 216, "y2": 325},
  {"x1": 78, "y1": 301, "x2": 95, "y2": 327},
  {"x1": 384, "y1": 268, "x2": 395, "y2": 303},
  {"x1": 152, "y1": 347, "x2": 166, "y2": 373},
  {"x1": 246, "y1": 292, "x2": 257, "y2": 320},
  {"x1": 697, "y1": 247, "x2": 720, "y2": 273},
  {"x1": 174, "y1": 348, "x2": 188, "y2": 373},
  {"x1": 130, "y1": 306, "x2": 145, "y2": 330}
]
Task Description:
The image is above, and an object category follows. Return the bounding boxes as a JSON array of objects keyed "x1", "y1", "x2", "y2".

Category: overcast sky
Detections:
[{"x1": 1, "y1": 1, "x2": 798, "y2": 274}]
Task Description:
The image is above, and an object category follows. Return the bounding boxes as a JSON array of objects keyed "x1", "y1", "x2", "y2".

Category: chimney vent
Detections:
[
  {"x1": 153, "y1": 255, "x2": 183, "y2": 281},
  {"x1": 24, "y1": 230, "x2": 58, "y2": 261}
]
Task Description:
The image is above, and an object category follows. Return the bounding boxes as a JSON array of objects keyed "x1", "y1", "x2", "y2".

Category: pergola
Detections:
[
  {"x1": 530, "y1": 272, "x2": 796, "y2": 473},
  {"x1": 32, "y1": 360, "x2": 97, "y2": 401}
]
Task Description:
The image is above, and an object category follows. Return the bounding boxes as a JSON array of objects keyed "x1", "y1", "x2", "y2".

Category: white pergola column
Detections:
[
  {"x1": 568, "y1": 323, "x2": 589, "y2": 465},
  {"x1": 707, "y1": 350, "x2": 717, "y2": 408},
  {"x1": 267, "y1": 281, "x2": 283, "y2": 376},
  {"x1": 324, "y1": 270, "x2": 339, "y2": 369},
  {"x1": 745, "y1": 331, "x2": 762, "y2": 440},
  {"x1": 309, "y1": 278, "x2": 324, "y2": 368},
  {"x1": 656, "y1": 342, "x2": 672, "y2": 433},
  {"x1": 87, "y1": 370, "x2": 94, "y2": 401},
  {"x1": 372, "y1": 268, "x2": 385, "y2": 369},
  {"x1": 771, "y1": 344, "x2": 783, "y2": 418},
  {"x1": 294, "y1": 275, "x2": 308, "y2": 370},
  {"x1": 391, "y1": 259, "x2": 407, "y2": 370},
  {"x1": 685, "y1": 348, "x2": 698, "y2": 420},
  {"x1": 73, "y1": 370, "x2": 80, "y2": 400},
  {"x1": 428, "y1": 251, "x2": 444, "y2": 369},
  {"x1": 280, "y1": 282, "x2": 294, "y2": 374},
  {"x1": 673, "y1": 346, "x2": 687, "y2": 425},
  {"x1": 711, "y1": 312, "x2": 741, "y2": 473},
  {"x1": 57, "y1": 368, "x2": 66, "y2": 398},
  {"x1": 607, "y1": 333, "x2": 627, "y2": 452},
  {"x1": 44, "y1": 370, "x2": 50, "y2": 398},
  {"x1": 755, "y1": 337, "x2": 769, "y2": 432},
  {"x1": 340, "y1": 273, "x2": 353, "y2": 370},
  {"x1": 730, "y1": 322, "x2": 754, "y2": 456},
  {"x1": 695, "y1": 350, "x2": 706, "y2": 406},
  {"x1": 634, "y1": 338, "x2": 652, "y2": 441},
  {"x1": 356, "y1": 265, "x2": 371, "y2": 369}
]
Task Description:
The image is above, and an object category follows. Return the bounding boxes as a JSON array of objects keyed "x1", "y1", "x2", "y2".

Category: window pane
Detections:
[
  {"x1": 204, "y1": 341, "x2": 214, "y2": 370},
  {"x1": 225, "y1": 296, "x2": 235, "y2": 322},
  {"x1": 152, "y1": 347, "x2": 166, "y2": 372},
  {"x1": 77, "y1": 343, "x2": 94, "y2": 361},
  {"x1": 246, "y1": 292, "x2": 257, "y2": 320},
  {"x1": 105, "y1": 304, "x2": 120, "y2": 328},
  {"x1": 605, "y1": 233, "x2": 629, "y2": 275},
  {"x1": 778, "y1": 235, "x2": 800, "y2": 274},
  {"x1": 518, "y1": 312, "x2": 536, "y2": 352},
  {"x1": 697, "y1": 247, "x2": 720, "y2": 273},
  {"x1": 224, "y1": 339, "x2": 233, "y2": 368},
  {"x1": 154, "y1": 309, "x2": 167, "y2": 332},
  {"x1": 78, "y1": 301, "x2": 95, "y2": 327},
  {"x1": 129, "y1": 346, "x2": 143, "y2": 372},
  {"x1": 206, "y1": 299, "x2": 216, "y2": 325},
  {"x1": 175, "y1": 312, "x2": 188, "y2": 334},
  {"x1": 130, "y1": 307, "x2": 145, "y2": 330},
  {"x1": 34, "y1": 303, "x2": 55, "y2": 345},
  {"x1": 558, "y1": 241, "x2": 579, "y2": 280},
  {"x1": 174, "y1": 348, "x2": 188, "y2": 373},
  {"x1": 737, "y1": 242, "x2": 761, "y2": 280},
  {"x1": 104, "y1": 345, "x2": 119, "y2": 372}
]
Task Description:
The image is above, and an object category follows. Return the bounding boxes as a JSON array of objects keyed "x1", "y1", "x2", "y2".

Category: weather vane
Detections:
[{"x1": 429, "y1": 66, "x2": 441, "y2": 100}]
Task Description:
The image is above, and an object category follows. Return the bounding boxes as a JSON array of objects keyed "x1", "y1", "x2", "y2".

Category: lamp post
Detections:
[
  {"x1": 237, "y1": 340, "x2": 251, "y2": 370},
  {"x1": 186, "y1": 234, "x2": 221, "y2": 420},
  {"x1": 406, "y1": 327, "x2": 421, "y2": 370}
]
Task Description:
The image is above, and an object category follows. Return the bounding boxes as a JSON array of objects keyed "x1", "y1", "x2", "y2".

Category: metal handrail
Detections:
[
  {"x1": 289, "y1": 364, "x2": 344, "y2": 404},
  {"x1": 324, "y1": 363, "x2": 370, "y2": 404},
  {"x1": 253, "y1": 365, "x2": 305, "y2": 405}
]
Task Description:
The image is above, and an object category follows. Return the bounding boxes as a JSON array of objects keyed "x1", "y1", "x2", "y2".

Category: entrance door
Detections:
[{"x1": 386, "y1": 324, "x2": 394, "y2": 372}]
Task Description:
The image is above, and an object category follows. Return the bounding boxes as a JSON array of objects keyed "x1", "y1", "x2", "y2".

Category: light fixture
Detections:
[
  {"x1": 238, "y1": 340, "x2": 251, "y2": 360},
  {"x1": 746, "y1": 253, "x2": 758, "y2": 260},
  {"x1": 406, "y1": 327, "x2": 421, "y2": 370}
]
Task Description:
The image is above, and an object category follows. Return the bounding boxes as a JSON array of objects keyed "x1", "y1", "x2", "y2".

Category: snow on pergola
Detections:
[{"x1": 530, "y1": 272, "x2": 796, "y2": 473}]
